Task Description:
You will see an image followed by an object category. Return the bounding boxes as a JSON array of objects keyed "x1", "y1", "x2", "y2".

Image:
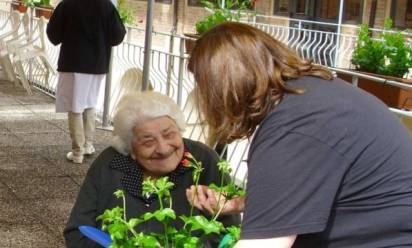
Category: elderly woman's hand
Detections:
[{"x1": 186, "y1": 185, "x2": 245, "y2": 216}]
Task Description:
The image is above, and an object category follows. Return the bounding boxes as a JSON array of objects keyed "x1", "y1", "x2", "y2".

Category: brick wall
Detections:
[
  {"x1": 119, "y1": 0, "x2": 395, "y2": 33},
  {"x1": 124, "y1": 0, "x2": 210, "y2": 34},
  {"x1": 255, "y1": 0, "x2": 273, "y2": 16},
  {"x1": 373, "y1": 0, "x2": 391, "y2": 28},
  {"x1": 49, "y1": 0, "x2": 395, "y2": 34},
  {"x1": 48, "y1": 0, "x2": 394, "y2": 51}
]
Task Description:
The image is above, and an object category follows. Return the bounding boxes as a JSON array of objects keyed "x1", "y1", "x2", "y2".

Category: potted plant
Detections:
[
  {"x1": 11, "y1": 0, "x2": 28, "y2": 13},
  {"x1": 184, "y1": 0, "x2": 254, "y2": 54},
  {"x1": 23, "y1": 0, "x2": 53, "y2": 19},
  {"x1": 117, "y1": 0, "x2": 134, "y2": 25},
  {"x1": 34, "y1": 0, "x2": 53, "y2": 19},
  {"x1": 84, "y1": 154, "x2": 244, "y2": 247},
  {"x1": 338, "y1": 19, "x2": 412, "y2": 109}
]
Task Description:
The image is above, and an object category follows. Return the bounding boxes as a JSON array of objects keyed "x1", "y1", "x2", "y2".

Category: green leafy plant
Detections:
[
  {"x1": 117, "y1": 0, "x2": 134, "y2": 25},
  {"x1": 97, "y1": 152, "x2": 244, "y2": 248},
  {"x1": 22, "y1": 0, "x2": 51, "y2": 7},
  {"x1": 195, "y1": 0, "x2": 254, "y2": 35},
  {"x1": 351, "y1": 19, "x2": 412, "y2": 78}
]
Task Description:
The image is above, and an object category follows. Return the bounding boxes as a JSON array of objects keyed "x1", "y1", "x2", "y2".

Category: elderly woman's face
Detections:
[{"x1": 131, "y1": 116, "x2": 184, "y2": 177}]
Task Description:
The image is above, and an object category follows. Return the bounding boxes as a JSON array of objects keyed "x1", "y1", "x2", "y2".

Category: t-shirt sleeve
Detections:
[{"x1": 240, "y1": 129, "x2": 350, "y2": 239}]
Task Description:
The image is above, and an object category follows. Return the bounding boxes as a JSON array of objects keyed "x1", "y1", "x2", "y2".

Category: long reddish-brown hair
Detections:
[{"x1": 188, "y1": 22, "x2": 333, "y2": 143}]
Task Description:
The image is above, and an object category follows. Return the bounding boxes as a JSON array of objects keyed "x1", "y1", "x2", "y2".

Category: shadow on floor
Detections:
[{"x1": 0, "y1": 80, "x2": 112, "y2": 248}]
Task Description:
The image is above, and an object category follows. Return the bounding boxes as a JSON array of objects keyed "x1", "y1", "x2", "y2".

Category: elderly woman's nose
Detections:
[{"x1": 155, "y1": 139, "x2": 170, "y2": 154}]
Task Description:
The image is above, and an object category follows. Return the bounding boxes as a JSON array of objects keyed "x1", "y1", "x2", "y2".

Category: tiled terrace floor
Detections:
[{"x1": 0, "y1": 80, "x2": 112, "y2": 247}]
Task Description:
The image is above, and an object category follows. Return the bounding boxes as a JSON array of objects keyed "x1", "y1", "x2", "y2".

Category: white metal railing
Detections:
[
  {"x1": 248, "y1": 14, "x2": 412, "y2": 69},
  {"x1": 0, "y1": 3, "x2": 411, "y2": 184}
]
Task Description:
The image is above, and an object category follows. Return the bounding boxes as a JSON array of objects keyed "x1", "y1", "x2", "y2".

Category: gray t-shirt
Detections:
[{"x1": 241, "y1": 76, "x2": 412, "y2": 247}]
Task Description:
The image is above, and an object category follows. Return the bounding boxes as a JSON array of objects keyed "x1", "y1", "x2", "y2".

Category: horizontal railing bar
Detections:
[{"x1": 332, "y1": 68, "x2": 412, "y2": 91}]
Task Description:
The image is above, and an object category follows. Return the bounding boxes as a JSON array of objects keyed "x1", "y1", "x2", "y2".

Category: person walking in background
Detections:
[
  {"x1": 46, "y1": 0, "x2": 126, "y2": 164},
  {"x1": 186, "y1": 22, "x2": 412, "y2": 247}
]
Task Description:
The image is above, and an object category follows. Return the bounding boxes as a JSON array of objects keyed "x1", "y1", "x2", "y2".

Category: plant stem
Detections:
[
  {"x1": 122, "y1": 219, "x2": 139, "y2": 237},
  {"x1": 213, "y1": 172, "x2": 225, "y2": 219},
  {"x1": 157, "y1": 193, "x2": 164, "y2": 210},
  {"x1": 184, "y1": 162, "x2": 202, "y2": 233},
  {"x1": 156, "y1": 189, "x2": 169, "y2": 247},
  {"x1": 189, "y1": 185, "x2": 197, "y2": 218},
  {"x1": 189, "y1": 171, "x2": 201, "y2": 217},
  {"x1": 122, "y1": 194, "x2": 127, "y2": 221},
  {"x1": 212, "y1": 199, "x2": 227, "y2": 221},
  {"x1": 163, "y1": 222, "x2": 169, "y2": 248}
]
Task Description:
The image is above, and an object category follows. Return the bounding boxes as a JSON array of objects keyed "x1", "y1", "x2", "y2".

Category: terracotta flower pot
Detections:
[
  {"x1": 337, "y1": 71, "x2": 412, "y2": 110},
  {"x1": 11, "y1": 1, "x2": 28, "y2": 13},
  {"x1": 184, "y1": 33, "x2": 200, "y2": 55},
  {"x1": 35, "y1": 6, "x2": 53, "y2": 19}
]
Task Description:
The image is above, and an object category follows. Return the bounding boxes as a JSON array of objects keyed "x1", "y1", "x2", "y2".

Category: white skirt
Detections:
[{"x1": 55, "y1": 72, "x2": 105, "y2": 113}]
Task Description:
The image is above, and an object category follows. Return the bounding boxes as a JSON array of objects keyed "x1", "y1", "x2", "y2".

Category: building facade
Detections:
[{"x1": 123, "y1": 0, "x2": 411, "y2": 34}]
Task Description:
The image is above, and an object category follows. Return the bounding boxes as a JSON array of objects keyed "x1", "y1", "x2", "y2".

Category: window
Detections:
[
  {"x1": 275, "y1": 0, "x2": 362, "y2": 23},
  {"x1": 275, "y1": 0, "x2": 290, "y2": 15},
  {"x1": 316, "y1": 0, "x2": 362, "y2": 23},
  {"x1": 296, "y1": 0, "x2": 311, "y2": 15},
  {"x1": 392, "y1": 0, "x2": 412, "y2": 28},
  {"x1": 318, "y1": 0, "x2": 338, "y2": 20},
  {"x1": 344, "y1": 0, "x2": 362, "y2": 23},
  {"x1": 137, "y1": 0, "x2": 172, "y2": 4},
  {"x1": 188, "y1": 0, "x2": 202, "y2": 7}
]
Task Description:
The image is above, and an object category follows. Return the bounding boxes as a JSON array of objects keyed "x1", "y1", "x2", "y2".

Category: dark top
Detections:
[
  {"x1": 46, "y1": 0, "x2": 126, "y2": 74},
  {"x1": 240, "y1": 76, "x2": 412, "y2": 247},
  {"x1": 64, "y1": 139, "x2": 240, "y2": 248}
]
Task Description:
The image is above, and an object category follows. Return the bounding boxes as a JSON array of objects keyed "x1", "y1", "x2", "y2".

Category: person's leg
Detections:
[
  {"x1": 83, "y1": 107, "x2": 96, "y2": 155},
  {"x1": 67, "y1": 111, "x2": 85, "y2": 163}
]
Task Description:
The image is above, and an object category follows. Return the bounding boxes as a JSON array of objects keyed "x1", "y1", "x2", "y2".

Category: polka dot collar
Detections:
[{"x1": 109, "y1": 149, "x2": 193, "y2": 204}]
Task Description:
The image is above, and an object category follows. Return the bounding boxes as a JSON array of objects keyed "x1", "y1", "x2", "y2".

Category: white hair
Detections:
[{"x1": 111, "y1": 91, "x2": 186, "y2": 155}]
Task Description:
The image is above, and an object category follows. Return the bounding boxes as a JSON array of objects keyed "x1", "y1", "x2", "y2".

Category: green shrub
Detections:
[
  {"x1": 351, "y1": 19, "x2": 412, "y2": 78},
  {"x1": 195, "y1": 0, "x2": 254, "y2": 35},
  {"x1": 22, "y1": 0, "x2": 50, "y2": 7},
  {"x1": 117, "y1": 0, "x2": 134, "y2": 25}
]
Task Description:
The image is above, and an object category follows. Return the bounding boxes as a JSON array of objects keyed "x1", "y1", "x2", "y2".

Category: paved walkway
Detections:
[{"x1": 0, "y1": 80, "x2": 112, "y2": 247}]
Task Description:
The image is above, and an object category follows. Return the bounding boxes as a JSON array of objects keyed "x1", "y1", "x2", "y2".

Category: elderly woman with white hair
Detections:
[{"x1": 63, "y1": 91, "x2": 240, "y2": 248}]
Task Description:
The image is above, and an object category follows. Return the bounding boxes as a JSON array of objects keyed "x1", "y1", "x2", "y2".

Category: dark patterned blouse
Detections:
[{"x1": 64, "y1": 138, "x2": 241, "y2": 248}]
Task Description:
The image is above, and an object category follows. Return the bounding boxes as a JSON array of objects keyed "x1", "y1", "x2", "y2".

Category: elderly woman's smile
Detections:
[{"x1": 131, "y1": 116, "x2": 184, "y2": 178}]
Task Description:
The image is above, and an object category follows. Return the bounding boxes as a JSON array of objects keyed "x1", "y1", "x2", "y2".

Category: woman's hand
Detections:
[{"x1": 186, "y1": 185, "x2": 245, "y2": 215}]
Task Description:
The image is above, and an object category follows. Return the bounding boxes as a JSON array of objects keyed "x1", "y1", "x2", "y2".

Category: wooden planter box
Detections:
[
  {"x1": 35, "y1": 6, "x2": 53, "y2": 19},
  {"x1": 337, "y1": 72, "x2": 412, "y2": 110},
  {"x1": 184, "y1": 33, "x2": 199, "y2": 55},
  {"x1": 11, "y1": 1, "x2": 27, "y2": 13}
]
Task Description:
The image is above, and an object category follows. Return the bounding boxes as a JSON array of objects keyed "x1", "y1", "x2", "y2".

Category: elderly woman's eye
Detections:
[
  {"x1": 141, "y1": 140, "x2": 155, "y2": 146},
  {"x1": 165, "y1": 131, "x2": 176, "y2": 139}
]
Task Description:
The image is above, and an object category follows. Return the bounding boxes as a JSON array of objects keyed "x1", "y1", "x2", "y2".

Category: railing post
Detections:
[
  {"x1": 102, "y1": 51, "x2": 114, "y2": 128},
  {"x1": 166, "y1": 34, "x2": 175, "y2": 96},
  {"x1": 334, "y1": 0, "x2": 345, "y2": 68},
  {"x1": 351, "y1": 75, "x2": 358, "y2": 87},
  {"x1": 28, "y1": 7, "x2": 34, "y2": 82},
  {"x1": 126, "y1": 26, "x2": 132, "y2": 43},
  {"x1": 176, "y1": 39, "x2": 184, "y2": 107},
  {"x1": 142, "y1": 0, "x2": 154, "y2": 91}
]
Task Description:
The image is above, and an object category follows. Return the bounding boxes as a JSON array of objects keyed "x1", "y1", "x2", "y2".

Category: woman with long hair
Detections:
[{"x1": 187, "y1": 22, "x2": 412, "y2": 247}]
